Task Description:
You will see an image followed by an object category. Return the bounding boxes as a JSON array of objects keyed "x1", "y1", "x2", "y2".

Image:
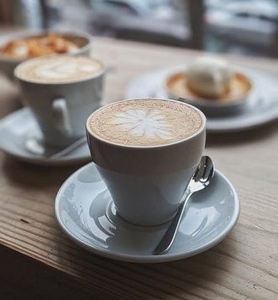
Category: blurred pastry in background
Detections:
[
  {"x1": 0, "y1": 33, "x2": 79, "y2": 59},
  {"x1": 0, "y1": 30, "x2": 92, "y2": 82},
  {"x1": 165, "y1": 55, "x2": 252, "y2": 104},
  {"x1": 186, "y1": 56, "x2": 232, "y2": 99}
]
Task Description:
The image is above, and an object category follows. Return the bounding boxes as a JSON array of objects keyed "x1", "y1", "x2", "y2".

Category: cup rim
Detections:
[
  {"x1": 14, "y1": 55, "x2": 105, "y2": 85},
  {"x1": 86, "y1": 98, "x2": 206, "y2": 149},
  {"x1": 0, "y1": 29, "x2": 93, "y2": 63}
]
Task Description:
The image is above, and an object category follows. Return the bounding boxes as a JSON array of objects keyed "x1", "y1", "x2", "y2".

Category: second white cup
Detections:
[{"x1": 15, "y1": 55, "x2": 105, "y2": 148}]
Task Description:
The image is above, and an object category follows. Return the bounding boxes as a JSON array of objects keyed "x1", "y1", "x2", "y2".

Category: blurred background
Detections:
[{"x1": 0, "y1": 0, "x2": 277, "y2": 58}]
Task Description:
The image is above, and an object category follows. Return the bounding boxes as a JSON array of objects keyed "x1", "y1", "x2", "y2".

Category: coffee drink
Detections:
[
  {"x1": 86, "y1": 98, "x2": 206, "y2": 226},
  {"x1": 15, "y1": 55, "x2": 105, "y2": 148},
  {"x1": 14, "y1": 56, "x2": 103, "y2": 84},
  {"x1": 87, "y1": 99, "x2": 203, "y2": 147}
]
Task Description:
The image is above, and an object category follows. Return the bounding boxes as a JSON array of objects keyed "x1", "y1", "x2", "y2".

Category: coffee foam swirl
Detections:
[
  {"x1": 15, "y1": 56, "x2": 103, "y2": 83},
  {"x1": 35, "y1": 61, "x2": 100, "y2": 79},
  {"x1": 89, "y1": 99, "x2": 203, "y2": 147},
  {"x1": 110, "y1": 108, "x2": 172, "y2": 140}
]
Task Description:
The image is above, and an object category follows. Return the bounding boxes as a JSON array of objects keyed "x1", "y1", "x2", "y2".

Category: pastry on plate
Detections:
[{"x1": 165, "y1": 56, "x2": 252, "y2": 114}]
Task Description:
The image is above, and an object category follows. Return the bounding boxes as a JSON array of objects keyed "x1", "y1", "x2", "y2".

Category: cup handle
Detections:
[{"x1": 52, "y1": 98, "x2": 71, "y2": 134}]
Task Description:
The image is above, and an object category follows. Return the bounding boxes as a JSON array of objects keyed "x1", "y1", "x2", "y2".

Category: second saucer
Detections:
[{"x1": 0, "y1": 108, "x2": 90, "y2": 166}]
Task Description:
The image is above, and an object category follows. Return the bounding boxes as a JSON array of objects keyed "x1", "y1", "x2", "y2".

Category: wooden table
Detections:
[{"x1": 0, "y1": 35, "x2": 277, "y2": 300}]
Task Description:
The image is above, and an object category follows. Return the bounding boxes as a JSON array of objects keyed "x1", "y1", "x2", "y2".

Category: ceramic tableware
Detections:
[
  {"x1": 86, "y1": 99, "x2": 206, "y2": 226},
  {"x1": 0, "y1": 108, "x2": 90, "y2": 166},
  {"x1": 14, "y1": 55, "x2": 105, "y2": 148},
  {"x1": 55, "y1": 163, "x2": 240, "y2": 263}
]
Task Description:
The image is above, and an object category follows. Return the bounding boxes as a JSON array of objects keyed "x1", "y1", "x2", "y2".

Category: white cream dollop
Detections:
[{"x1": 186, "y1": 56, "x2": 233, "y2": 98}]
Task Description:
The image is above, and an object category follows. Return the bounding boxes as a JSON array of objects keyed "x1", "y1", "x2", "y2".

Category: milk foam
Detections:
[
  {"x1": 15, "y1": 56, "x2": 103, "y2": 83},
  {"x1": 89, "y1": 99, "x2": 203, "y2": 147},
  {"x1": 111, "y1": 109, "x2": 172, "y2": 140}
]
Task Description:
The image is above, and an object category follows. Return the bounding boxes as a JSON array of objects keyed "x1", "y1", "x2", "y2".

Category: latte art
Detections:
[
  {"x1": 34, "y1": 61, "x2": 100, "y2": 79},
  {"x1": 15, "y1": 56, "x2": 103, "y2": 83},
  {"x1": 110, "y1": 108, "x2": 172, "y2": 140},
  {"x1": 88, "y1": 99, "x2": 203, "y2": 147}
]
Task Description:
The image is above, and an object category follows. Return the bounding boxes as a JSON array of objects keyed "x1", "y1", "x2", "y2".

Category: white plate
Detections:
[
  {"x1": 125, "y1": 67, "x2": 278, "y2": 133},
  {"x1": 55, "y1": 162, "x2": 240, "y2": 263},
  {"x1": 0, "y1": 108, "x2": 91, "y2": 166}
]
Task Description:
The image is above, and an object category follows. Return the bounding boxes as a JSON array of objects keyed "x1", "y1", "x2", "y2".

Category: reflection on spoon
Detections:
[{"x1": 25, "y1": 136, "x2": 87, "y2": 159}]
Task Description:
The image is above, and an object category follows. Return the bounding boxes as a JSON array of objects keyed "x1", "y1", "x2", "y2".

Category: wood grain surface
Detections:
[{"x1": 0, "y1": 35, "x2": 277, "y2": 299}]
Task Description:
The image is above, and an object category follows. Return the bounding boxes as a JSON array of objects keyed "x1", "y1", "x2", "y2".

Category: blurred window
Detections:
[{"x1": 2, "y1": 0, "x2": 277, "y2": 58}]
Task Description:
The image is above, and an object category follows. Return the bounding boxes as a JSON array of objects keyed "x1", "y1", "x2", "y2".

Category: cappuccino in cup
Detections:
[
  {"x1": 15, "y1": 55, "x2": 103, "y2": 83},
  {"x1": 15, "y1": 55, "x2": 105, "y2": 148},
  {"x1": 87, "y1": 99, "x2": 206, "y2": 226},
  {"x1": 88, "y1": 98, "x2": 202, "y2": 146}
]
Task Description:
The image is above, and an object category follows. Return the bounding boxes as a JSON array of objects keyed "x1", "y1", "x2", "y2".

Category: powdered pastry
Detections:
[{"x1": 186, "y1": 56, "x2": 232, "y2": 98}]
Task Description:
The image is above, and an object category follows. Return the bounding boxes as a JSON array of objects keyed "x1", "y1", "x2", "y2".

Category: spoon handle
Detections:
[
  {"x1": 50, "y1": 136, "x2": 87, "y2": 159},
  {"x1": 153, "y1": 192, "x2": 192, "y2": 255}
]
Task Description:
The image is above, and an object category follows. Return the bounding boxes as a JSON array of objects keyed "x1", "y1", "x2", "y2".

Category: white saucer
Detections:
[
  {"x1": 0, "y1": 108, "x2": 91, "y2": 166},
  {"x1": 55, "y1": 162, "x2": 240, "y2": 263},
  {"x1": 125, "y1": 66, "x2": 278, "y2": 133}
]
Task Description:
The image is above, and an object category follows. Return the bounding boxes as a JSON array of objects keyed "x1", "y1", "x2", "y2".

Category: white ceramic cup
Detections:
[
  {"x1": 14, "y1": 55, "x2": 105, "y2": 148},
  {"x1": 86, "y1": 98, "x2": 206, "y2": 226}
]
